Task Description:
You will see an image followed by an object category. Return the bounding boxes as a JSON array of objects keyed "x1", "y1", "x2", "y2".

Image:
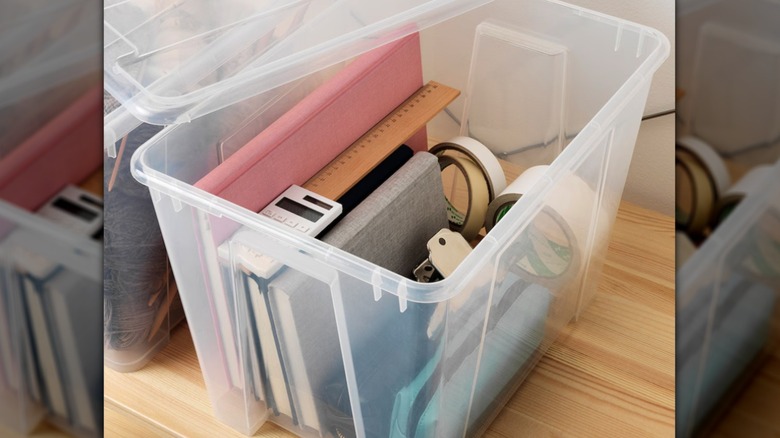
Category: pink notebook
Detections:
[
  {"x1": 0, "y1": 85, "x2": 102, "y2": 212},
  {"x1": 195, "y1": 32, "x2": 427, "y2": 213}
]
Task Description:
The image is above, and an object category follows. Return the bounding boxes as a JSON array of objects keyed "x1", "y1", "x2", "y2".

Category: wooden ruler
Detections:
[{"x1": 303, "y1": 81, "x2": 460, "y2": 200}]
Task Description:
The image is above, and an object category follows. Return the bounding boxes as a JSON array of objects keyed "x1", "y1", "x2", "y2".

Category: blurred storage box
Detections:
[
  {"x1": 676, "y1": 0, "x2": 780, "y2": 435},
  {"x1": 0, "y1": 1, "x2": 101, "y2": 436}
]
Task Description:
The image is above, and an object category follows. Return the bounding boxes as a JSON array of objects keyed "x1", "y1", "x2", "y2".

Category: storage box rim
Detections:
[{"x1": 0, "y1": 199, "x2": 102, "y2": 259}]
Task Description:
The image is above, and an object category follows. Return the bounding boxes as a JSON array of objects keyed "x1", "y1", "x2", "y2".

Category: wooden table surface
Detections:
[{"x1": 104, "y1": 201, "x2": 676, "y2": 437}]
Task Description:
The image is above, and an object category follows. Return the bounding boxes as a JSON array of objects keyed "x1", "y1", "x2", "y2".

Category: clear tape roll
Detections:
[{"x1": 485, "y1": 165, "x2": 549, "y2": 231}]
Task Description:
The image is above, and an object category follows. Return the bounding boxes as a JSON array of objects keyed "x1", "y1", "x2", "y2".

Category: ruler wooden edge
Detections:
[{"x1": 303, "y1": 81, "x2": 460, "y2": 200}]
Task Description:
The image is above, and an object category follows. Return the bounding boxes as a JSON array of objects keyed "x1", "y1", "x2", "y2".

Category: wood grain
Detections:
[{"x1": 105, "y1": 201, "x2": 675, "y2": 436}]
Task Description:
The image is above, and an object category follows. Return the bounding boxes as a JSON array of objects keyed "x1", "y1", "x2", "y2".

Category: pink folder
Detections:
[
  {"x1": 0, "y1": 86, "x2": 102, "y2": 212},
  {"x1": 195, "y1": 32, "x2": 427, "y2": 213}
]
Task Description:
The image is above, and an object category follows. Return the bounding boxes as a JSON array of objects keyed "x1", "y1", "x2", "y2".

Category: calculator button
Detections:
[
  {"x1": 284, "y1": 219, "x2": 298, "y2": 228},
  {"x1": 296, "y1": 224, "x2": 310, "y2": 233},
  {"x1": 273, "y1": 214, "x2": 286, "y2": 222},
  {"x1": 261, "y1": 209, "x2": 274, "y2": 217}
]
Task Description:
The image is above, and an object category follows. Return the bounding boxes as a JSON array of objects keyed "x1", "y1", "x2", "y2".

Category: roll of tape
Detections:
[
  {"x1": 502, "y1": 172, "x2": 608, "y2": 290},
  {"x1": 714, "y1": 164, "x2": 773, "y2": 226},
  {"x1": 485, "y1": 165, "x2": 549, "y2": 231},
  {"x1": 675, "y1": 147, "x2": 717, "y2": 236},
  {"x1": 676, "y1": 136, "x2": 731, "y2": 195},
  {"x1": 436, "y1": 154, "x2": 490, "y2": 241},
  {"x1": 430, "y1": 136, "x2": 506, "y2": 200}
]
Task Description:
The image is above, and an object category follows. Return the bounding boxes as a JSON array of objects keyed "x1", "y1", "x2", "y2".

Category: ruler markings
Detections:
[{"x1": 303, "y1": 81, "x2": 460, "y2": 200}]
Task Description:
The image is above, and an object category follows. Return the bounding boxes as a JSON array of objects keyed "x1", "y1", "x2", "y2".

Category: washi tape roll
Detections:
[
  {"x1": 713, "y1": 164, "x2": 773, "y2": 227},
  {"x1": 431, "y1": 136, "x2": 506, "y2": 241},
  {"x1": 675, "y1": 136, "x2": 730, "y2": 237},
  {"x1": 485, "y1": 165, "x2": 549, "y2": 232}
]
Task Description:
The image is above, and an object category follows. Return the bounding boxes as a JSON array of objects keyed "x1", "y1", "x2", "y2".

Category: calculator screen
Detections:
[{"x1": 276, "y1": 197, "x2": 324, "y2": 222}]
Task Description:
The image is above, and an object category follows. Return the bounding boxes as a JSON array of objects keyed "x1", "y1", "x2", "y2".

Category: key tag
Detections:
[{"x1": 413, "y1": 229, "x2": 473, "y2": 282}]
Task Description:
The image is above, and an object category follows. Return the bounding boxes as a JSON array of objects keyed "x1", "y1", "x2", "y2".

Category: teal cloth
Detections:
[{"x1": 390, "y1": 277, "x2": 551, "y2": 438}]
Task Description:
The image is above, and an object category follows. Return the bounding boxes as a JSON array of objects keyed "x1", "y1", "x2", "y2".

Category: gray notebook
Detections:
[{"x1": 261, "y1": 152, "x2": 447, "y2": 434}]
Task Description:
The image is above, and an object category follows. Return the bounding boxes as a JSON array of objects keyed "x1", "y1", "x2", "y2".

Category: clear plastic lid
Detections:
[
  {"x1": 103, "y1": 0, "x2": 488, "y2": 129},
  {"x1": 1, "y1": 0, "x2": 100, "y2": 158},
  {"x1": 1, "y1": 0, "x2": 98, "y2": 106}
]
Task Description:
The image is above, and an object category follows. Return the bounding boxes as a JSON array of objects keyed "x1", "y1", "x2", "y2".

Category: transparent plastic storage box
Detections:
[
  {"x1": 108, "y1": 0, "x2": 668, "y2": 435},
  {"x1": 676, "y1": 0, "x2": 780, "y2": 435},
  {"x1": 0, "y1": 0, "x2": 101, "y2": 434}
]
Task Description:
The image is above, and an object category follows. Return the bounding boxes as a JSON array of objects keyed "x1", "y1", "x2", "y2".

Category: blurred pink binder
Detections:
[
  {"x1": 0, "y1": 86, "x2": 102, "y2": 212},
  {"x1": 195, "y1": 32, "x2": 427, "y2": 213}
]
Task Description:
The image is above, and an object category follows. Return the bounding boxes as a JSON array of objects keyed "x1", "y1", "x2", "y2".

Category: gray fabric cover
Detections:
[{"x1": 322, "y1": 151, "x2": 446, "y2": 274}]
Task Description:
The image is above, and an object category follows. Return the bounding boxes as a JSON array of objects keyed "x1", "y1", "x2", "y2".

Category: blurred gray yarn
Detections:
[{"x1": 103, "y1": 113, "x2": 172, "y2": 351}]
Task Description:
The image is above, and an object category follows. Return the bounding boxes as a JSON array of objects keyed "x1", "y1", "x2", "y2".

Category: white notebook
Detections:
[{"x1": 22, "y1": 275, "x2": 68, "y2": 419}]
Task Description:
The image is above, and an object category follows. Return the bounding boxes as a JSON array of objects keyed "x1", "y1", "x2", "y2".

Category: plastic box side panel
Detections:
[
  {"x1": 331, "y1": 269, "x2": 494, "y2": 438},
  {"x1": 0, "y1": 201, "x2": 102, "y2": 437},
  {"x1": 0, "y1": 224, "x2": 45, "y2": 435},
  {"x1": 572, "y1": 79, "x2": 652, "y2": 318},
  {"x1": 147, "y1": 194, "x2": 261, "y2": 434},
  {"x1": 677, "y1": 162, "x2": 780, "y2": 436}
]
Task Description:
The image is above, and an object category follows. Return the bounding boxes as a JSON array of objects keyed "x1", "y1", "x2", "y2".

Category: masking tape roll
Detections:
[
  {"x1": 430, "y1": 136, "x2": 506, "y2": 200},
  {"x1": 714, "y1": 164, "x2": 773, "y2": 226},
  {"x1": 677, "y1": 136, "x2": 731, "y2": 195},
  {"x1": 436, "y1": 154, "x2": 490, "y2": 241},
  {"x1": 676, "y1": 148, "x2": 717, "y2": 236},
  {"x1": 485, "y1": 165, "x2": 549, "y2": 231},
  {"x1": 432, "y1": 136, "x2": 505, "y2": 241}
]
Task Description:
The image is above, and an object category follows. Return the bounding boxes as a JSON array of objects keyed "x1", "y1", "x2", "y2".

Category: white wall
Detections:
[{"x1": 565, "y1": 0, "x2": 676, "y2": 215}]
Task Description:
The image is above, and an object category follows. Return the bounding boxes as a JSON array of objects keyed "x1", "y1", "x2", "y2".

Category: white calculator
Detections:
[
  {"x1": 36, "y1": 185, "x2": 103, "y2": 240},
  {"x1": 217, "y1": 186, "x2": 341, "y2": 279},
  {"x1": 259, "y1": 185, "x2": 342, "y2": 237}
]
